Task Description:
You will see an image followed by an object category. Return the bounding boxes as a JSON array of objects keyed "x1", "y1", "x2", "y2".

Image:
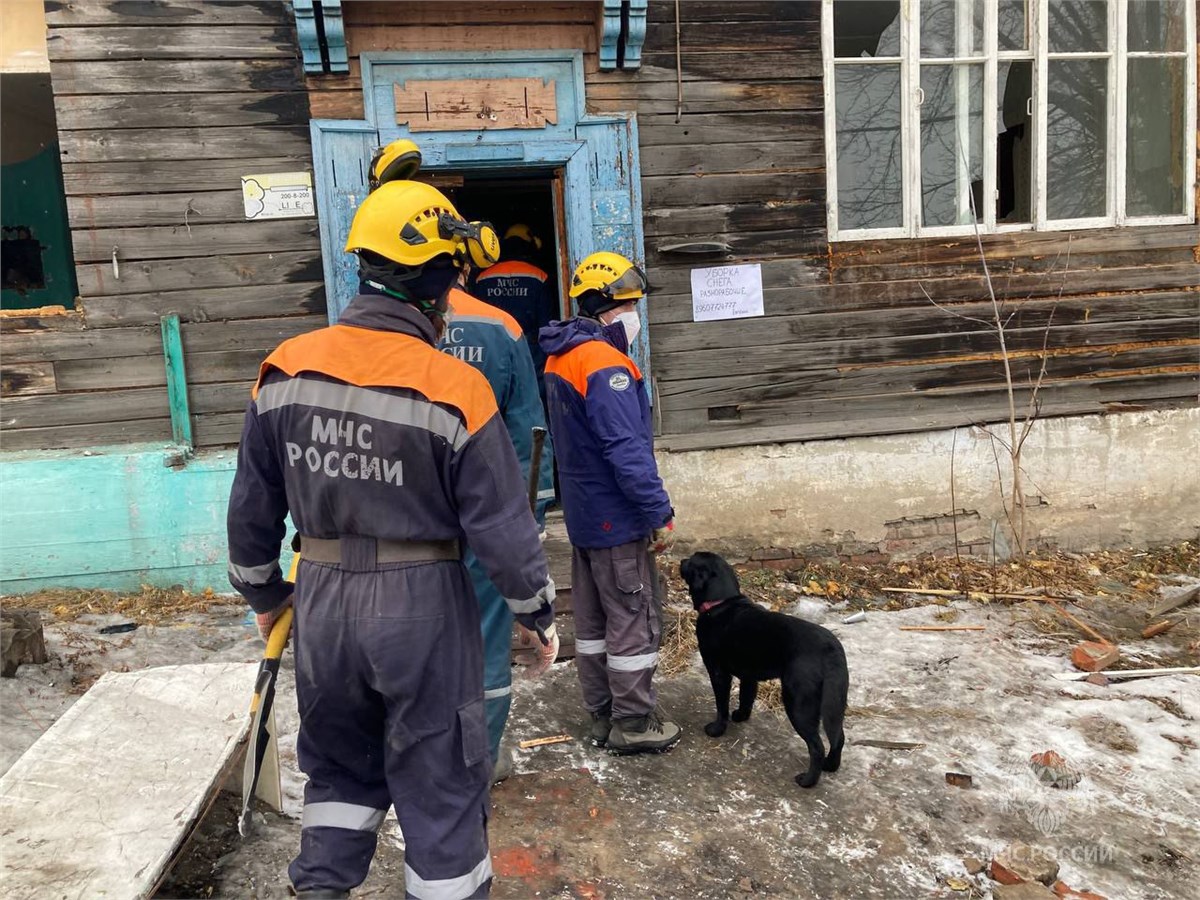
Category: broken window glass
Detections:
[
  {"x1": 835, "y1": 64, "x2": 904, "y2": 229},
  {"x1": 920, "y1": 0, "x2": 985, "y2": 57},
  {"x1": 996, "y1": 61, "x2": 1034, "y2": 223},
  {"x1": 833, "y1": 0, "x2": 902, "y2": 58}
]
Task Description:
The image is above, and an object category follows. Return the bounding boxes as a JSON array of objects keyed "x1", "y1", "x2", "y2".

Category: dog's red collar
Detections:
[{"x1": 697, "y1": 598, "x2": 726, "y2": 615}]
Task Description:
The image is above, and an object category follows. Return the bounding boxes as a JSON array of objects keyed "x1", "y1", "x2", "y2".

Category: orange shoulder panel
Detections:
[
  {"x1": 253, "y1": 325, "x2": 498, "y2": 434},
  {"x1": 545, "y1": 339, "x2": 641, "y2": 397},
  {"x1": 477, "y1": 260, "x2": 548, "y2": 282},
  {"x1": 448, "y1": 288, "x2": 523, "y2": 341}
]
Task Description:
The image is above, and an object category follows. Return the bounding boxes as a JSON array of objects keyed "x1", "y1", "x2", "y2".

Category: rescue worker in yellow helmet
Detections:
[
  {"x1": 538, "y1": 251, "x2": 680, "y2": 755},
  {"x1": 367, "y1": 138, "x2": 422, "y2": 190},
  {"x1": 475, "y1": 224, "x2": 555, "y2": 395},
  {"x1": 227, "y1": 177, "x2": 554, "y2": 898}
]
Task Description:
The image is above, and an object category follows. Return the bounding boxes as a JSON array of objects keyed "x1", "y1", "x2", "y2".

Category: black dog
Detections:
[{"x1": 680, "y1": 551, "x2": 849, "y2": 788}]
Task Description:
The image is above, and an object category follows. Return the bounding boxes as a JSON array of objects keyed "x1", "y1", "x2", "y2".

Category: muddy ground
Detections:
[{"x1": 3, "y1": 576, "x2": 1197, "y2": 900}]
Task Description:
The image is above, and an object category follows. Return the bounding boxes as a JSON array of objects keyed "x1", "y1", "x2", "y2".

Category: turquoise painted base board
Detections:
[{"x1": 0, "y1": 444, "x2": 294, "y2": 595}]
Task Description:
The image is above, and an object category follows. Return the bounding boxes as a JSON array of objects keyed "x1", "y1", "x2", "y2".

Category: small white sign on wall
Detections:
[
  {"x1": 241, "y1": 172, "x2": 315, "y2": 220},
  {"x1": 690, "y1": 263, "x2": 764, "y2": 322}
]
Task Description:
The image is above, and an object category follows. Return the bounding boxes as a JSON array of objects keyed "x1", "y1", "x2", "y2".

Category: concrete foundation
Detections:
[
  {"x1": 1, "y1": 409, "x2": 1195, "y2": 594},
  {"x1": 658, "y1": 407, "x2": 1200, "y2": 562}
]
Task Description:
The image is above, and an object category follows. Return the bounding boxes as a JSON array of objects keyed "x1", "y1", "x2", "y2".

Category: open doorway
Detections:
[{"x1": 439, "y1": 169, "x2": 567, "y2": 375}]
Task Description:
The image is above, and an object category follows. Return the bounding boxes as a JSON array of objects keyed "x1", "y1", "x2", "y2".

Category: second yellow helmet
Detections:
[
  {"x1": 345, "y1": 180, "x2": 500, "y2": 270},
  {"x1": 569, "y1": 251, "x2": 647, "y2": 302}
]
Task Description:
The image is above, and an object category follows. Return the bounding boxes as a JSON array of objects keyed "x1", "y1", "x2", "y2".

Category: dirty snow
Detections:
[{"x1": 1, "y1": 599, "x2": 1196, "y2": 898}]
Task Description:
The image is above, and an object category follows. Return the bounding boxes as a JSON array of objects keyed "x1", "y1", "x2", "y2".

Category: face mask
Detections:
[{"x1": 612, "y1": 310, "x2": 641, "y2": 348}]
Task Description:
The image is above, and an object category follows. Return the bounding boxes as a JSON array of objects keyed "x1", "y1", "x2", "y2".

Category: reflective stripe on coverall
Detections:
[
  {"x1": 442, "y1": 288, "x2": 555, "y2": 760},
  {"x1": 227, "y1": 294, "x2": 549, "y2": 898}
]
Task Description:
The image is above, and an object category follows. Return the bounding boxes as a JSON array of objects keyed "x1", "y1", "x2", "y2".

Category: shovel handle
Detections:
[
  {"x1": 527, "y1": 426, "x2": 547, "y2": 514},
  {"x1": 264, "y1": 606, "x2": 294, "y2": 660}
]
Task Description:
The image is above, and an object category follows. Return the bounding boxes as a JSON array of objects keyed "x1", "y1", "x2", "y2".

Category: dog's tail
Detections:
[{"x1": 819, "y1": 643, "x2": 849, "y2": 772}]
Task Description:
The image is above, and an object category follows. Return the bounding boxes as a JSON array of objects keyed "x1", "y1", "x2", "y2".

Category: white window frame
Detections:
[{"x1": 822, "y1": 0, "x2": 1197, "y2": 241}]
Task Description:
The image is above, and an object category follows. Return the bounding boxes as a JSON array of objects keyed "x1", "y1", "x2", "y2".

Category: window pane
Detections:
[
  {"x1": 997, "y1": 61, "x2": 1033, "y2": 223},
  {"x1": 833, "y1": 0, "x2": 901, "y2": 58},
  {"x1": 998, "y1": 0, "x2": 1029, "y2": 51},
  {"x1": 1126, "y1": 57, "x2": 1186, "y2": 216},
  {"x1": 1128, "y1": 0, "x2": 1186, "y2": 53},
  {"x1": 1047, "y1": 0, "x2": 1108, "y2": 53},
  {"x1": 835, "y1": 65, "x2": 904, "y2": 230},
  {"x1": 1046, "y1": 59, "x2": 1108, "y2": 219},
  {"x1": 920, "y1": 64, "x2": 984, "y2": 226},
  {"x1": 921, "y1": 0, "x2": 985, "y2": 57}
]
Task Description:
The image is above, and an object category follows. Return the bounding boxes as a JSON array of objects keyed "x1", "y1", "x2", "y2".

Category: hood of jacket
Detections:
[{"x1": 538, "y1": 316, "x2": 628, "y2": 358}]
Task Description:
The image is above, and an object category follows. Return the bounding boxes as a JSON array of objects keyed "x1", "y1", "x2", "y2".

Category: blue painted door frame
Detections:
[{"x1": 309, "y1": 49, "x2": 651, "y2": 383}]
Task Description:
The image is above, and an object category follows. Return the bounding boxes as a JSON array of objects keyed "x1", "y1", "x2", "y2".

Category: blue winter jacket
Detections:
[{"x1": 539, "y1": 317, "x2": 672, "y2": 549}]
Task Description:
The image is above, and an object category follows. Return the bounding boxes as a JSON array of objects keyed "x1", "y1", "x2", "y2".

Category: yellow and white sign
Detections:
[{"x1": 242, "y1": 172, "x2": 315, "y2": 220}]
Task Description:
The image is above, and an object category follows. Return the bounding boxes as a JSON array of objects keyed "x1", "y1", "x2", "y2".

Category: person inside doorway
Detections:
[{"x1": 475, "y1": 225, "x2": 555, "y2": 396}]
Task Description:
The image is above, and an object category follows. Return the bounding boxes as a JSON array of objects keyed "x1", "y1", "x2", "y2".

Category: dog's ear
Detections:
[{"x1": 679, "y1": 558, "x2": 693, "y2": 582}]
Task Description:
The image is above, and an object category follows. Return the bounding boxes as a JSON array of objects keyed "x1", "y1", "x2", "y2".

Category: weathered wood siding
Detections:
[
  {"x1": 0, "y1": 0, "x2": 325, "y2": 451},
  {"x1": 599, "y1": 1, "x2": 1199, "y2": 450}
]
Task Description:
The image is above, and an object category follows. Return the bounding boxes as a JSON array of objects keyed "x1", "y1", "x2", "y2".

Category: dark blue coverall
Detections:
[
  {"x1": 442, "y1": 288, "x2": 555, "y2": 760},
  {"x1": 227, "y1": 294, "x2": 551, "y2": 899}
]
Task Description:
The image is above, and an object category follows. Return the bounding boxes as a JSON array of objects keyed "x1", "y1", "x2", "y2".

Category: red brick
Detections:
[
  {"x1": 762, "y1": 557, "x2": 799, "y2": 571},
  {"x1": 1070, "y1": 641, "x2": 1120, "y2": 673},
  {"x1": 1052, "y1": 880, "x2": 1108, "y2": 900}
]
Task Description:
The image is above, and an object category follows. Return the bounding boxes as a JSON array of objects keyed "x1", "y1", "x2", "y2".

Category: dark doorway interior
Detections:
[{"x1": 447, "y1": 169, "x2": 564, "y2": 317}]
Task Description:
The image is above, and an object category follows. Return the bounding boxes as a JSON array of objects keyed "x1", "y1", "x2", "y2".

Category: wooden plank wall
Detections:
[
  {"x1": 608, "y1": 1, "x2": 1200, "y2": 450},
  {"x1": 0, "y1": 0, "x2": 325, "y2": 451}
]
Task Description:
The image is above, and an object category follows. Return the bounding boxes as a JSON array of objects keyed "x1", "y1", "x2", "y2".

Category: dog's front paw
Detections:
[
  {"x1": 731, "y1": 708, "x2": 751, "y2": 722},
  {"x1": 703, "y1": 720, "x2": 727, "y2": 738},
  {"x1": 794, "y1": 771, "x2": 820, "y2": 789}
]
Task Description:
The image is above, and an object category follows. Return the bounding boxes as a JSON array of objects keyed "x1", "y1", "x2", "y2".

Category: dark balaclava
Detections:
[{"x1": 358, "y1": 251, "x2": 460, "y2": 339}]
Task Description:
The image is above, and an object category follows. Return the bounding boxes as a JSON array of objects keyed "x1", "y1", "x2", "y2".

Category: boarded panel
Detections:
[
  {"x1": 394, "y1": 78, "x2": 558, "y2": 131},
  {"x1": 0, "y1": 663, "x2": 256, "y2": 900}
]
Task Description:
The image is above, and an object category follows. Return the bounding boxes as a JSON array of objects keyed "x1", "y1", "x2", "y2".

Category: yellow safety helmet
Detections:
[
  {"x1": 369, "y1": 138, "x2": 422, "y2": 190},
  {"x1": 345, "y1": 180, "x2": 500, "y2": 270},
  {"x1": 503, "y1": 223, "x2": 543, "y2": 251},
  {"x1": 569, "y1": 251, "x2": 647, "y2": 304}
]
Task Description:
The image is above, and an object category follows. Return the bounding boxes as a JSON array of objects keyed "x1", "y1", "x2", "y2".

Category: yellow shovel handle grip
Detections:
[{"x1": 265, "y1": 606, "x2": 294, "y2": 660}]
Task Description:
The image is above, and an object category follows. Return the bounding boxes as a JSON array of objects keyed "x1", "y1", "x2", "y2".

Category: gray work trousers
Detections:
[{"x1": 571, "y1": 539, "x2": 662, "y2": 719}]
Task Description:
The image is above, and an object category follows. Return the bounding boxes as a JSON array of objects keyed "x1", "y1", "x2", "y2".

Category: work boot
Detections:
[
  {"x1": 292, "y1": 890, "x2": 350, "y2": 899},
  {"x1": 493, "y1": 741, "x2": 515, "y2": 784},
  {"x1": 589, "y1": 705, "x2": 612, "y2": 747},
  {"x1": 606, "y1": 711, "x2": 682, "y2": 755}
]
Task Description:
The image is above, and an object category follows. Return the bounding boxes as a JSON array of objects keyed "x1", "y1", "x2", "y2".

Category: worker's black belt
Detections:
[{"x1": 299, "y1": 535, "x2": 460, "y2": 571}]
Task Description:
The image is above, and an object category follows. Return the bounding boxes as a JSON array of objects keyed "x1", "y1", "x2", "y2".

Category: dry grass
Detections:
[{"x1": 2, "y1": 585, "x2": 236, "y2": 625}]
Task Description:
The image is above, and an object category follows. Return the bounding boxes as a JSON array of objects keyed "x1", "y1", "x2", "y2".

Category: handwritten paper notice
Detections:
[{"x1": 690, "y1": 264, "x2": 764, "y2": 322}]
